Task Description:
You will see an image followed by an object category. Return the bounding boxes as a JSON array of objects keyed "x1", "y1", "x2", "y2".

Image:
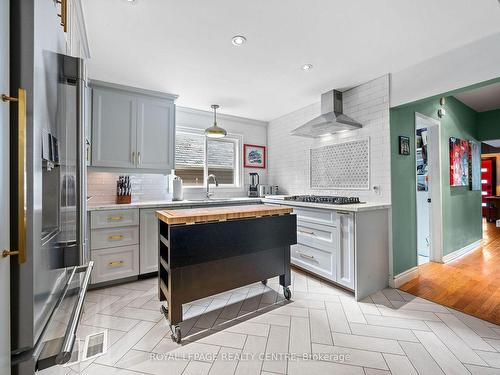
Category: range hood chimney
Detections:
[{"x1": 290, "y1": 90, "x2": 362, "y2": 138}]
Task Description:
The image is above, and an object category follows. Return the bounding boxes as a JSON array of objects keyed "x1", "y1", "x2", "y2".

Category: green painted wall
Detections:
[
  {"x1": 390, "y1": 96, "x2": 482, "y2": 275},
  {"x1": 478, "y1": 109, "x2": 500, "y2": 141}
]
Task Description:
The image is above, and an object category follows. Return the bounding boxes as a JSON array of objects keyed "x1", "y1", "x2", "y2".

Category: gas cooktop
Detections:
[{"x1": 283, "y1": 195, "x2": 364, "y2": 205}]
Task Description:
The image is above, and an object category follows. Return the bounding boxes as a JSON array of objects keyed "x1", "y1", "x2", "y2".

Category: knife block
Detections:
[{"x1": 116, "y1": 195, "x2": 132, "y2": 204}]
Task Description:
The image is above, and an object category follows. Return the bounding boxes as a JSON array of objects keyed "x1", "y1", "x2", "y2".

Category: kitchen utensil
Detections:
[
  {"x1": 248, "y1": 172, "x2": 259, "y2": 197},
  {"x1": 258, "y1": 184, "x2": 269, "y2": 197}
]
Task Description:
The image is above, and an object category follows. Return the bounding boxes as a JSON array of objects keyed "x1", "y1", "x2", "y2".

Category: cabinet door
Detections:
[
  {"x1": 136, "y1": 98, "x2": 174, "y2": 171},
  {"x1": 92, "y1": 88, "x2": 137, "y2": 168},
  {"x1": 139, "y1": 208, "x2": 159, "y2": 274},
  {"x1": 336, "y1": 212, "x2": 355, "y2": 289},
  {"x1": 85, "y1": 86, "x2": 92, "y2": 165}
]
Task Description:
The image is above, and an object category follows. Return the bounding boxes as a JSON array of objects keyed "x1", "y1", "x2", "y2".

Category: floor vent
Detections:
[{"x1": 81, "y1": 330, "x2": 108, "y2": 361}]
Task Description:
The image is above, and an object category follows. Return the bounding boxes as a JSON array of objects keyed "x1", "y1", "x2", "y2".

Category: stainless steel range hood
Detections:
[{"x1": 291, "y1": 90, "x2": 362, "y2": 138}]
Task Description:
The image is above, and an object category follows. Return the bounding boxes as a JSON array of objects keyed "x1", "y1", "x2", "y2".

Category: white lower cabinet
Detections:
[
  {"x1": 336, "y1": 212, "x2": 355, "y2": 289},
  {"x1": 91, "y1": 245, "x2": 139, "y2": 283},
  {"x1": 291, "y1": 243, "x2": 336, "y2": 281},
  {"x1": 139, "y1": 208, "x2": 160, "y2": 274},
  {"x1": 290, "y1": 207, "x2": 355, "y2": 290},
  {"x1": 91, "y1": 226, "x2": 140, "y2": 250}
]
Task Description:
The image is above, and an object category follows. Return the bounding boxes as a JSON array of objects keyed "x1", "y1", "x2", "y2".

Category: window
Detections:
[
  {"x1": 175, "y1": 128, "x2": 240, "y2": 187},
  {"x1": 175, "y1": 132, "x2": 205, "y2": 186}
]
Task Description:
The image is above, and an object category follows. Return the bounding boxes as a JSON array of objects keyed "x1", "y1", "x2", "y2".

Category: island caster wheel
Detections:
[
  {"x1": 283, "y1": 286, "x2": 292, "y2": 300},
  {"x1": 261, "y1": 279, "x2": 268, "y2": 286},
  {"x1": 160, "y1": 305, "x2": 168, "y2": 319},
  {"x1": 170, "y1": 325, "x2": 181, "y2": 343}
]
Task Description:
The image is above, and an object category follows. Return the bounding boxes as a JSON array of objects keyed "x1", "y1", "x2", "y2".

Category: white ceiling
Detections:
[
  {"x1": 454, "y1": 81, "x2": 500, "y2": 112},
  {"x1": 83, "y1": 0, "x2": 500, "y2": 121},
  {"x1": 484, "y1": 139, "x2": 500, "y2": 148}
]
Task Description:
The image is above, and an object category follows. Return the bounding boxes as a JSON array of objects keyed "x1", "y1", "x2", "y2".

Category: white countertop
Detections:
[
  {"x1": 87, "y1": 196, "x2": 390, "y2": 213},
  {"x1": 87, "y1": 197, "x2": 262, "y2": 211},
  {"x1": 262, "y1": 196, "x2": 391, "y2": 212}
]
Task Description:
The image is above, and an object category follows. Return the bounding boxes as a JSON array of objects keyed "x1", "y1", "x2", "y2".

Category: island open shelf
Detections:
[{"x1": 156, "y1": 204, "x2": 297, "y2": 342}]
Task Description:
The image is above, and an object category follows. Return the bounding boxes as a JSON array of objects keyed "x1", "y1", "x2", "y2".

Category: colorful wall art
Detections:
[
  {"x1": 243, "y1": 144, "x2": 266, "y2": 168},
  {"x1": 449, "y1": 137, "x2": 469, "y2": 187},
  {"x1": 469, "y1": 140, "x2": 481, "y2": 191}
]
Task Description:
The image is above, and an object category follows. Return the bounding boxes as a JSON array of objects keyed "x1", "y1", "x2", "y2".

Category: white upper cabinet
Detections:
[
  {"x1": 89, "y1": 81, "x2": 177, "y2": 172},
  {"x1": 65, "y1": 0, "x2": 91, "y2": 60},
  {"x1": 136, "y1": 98, "x2": 175, "y2": 170},
  {"x1": 91, "y1": 87, "x2": 137, "y2": 168}
]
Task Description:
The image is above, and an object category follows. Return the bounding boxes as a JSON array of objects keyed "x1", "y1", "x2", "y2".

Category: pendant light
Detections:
[{"x1": 205, "y1": 104, "x2": 227, "y2": 138}]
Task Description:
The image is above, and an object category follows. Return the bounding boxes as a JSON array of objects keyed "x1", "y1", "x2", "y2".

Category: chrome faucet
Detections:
[{"x1": 206, "y1": 174, "x2": 218, "y2": 198}]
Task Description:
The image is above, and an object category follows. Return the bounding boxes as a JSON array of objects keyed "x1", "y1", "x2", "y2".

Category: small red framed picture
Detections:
[{"x1": 244, "y1": 144, "x2": 266, "y2": 169}]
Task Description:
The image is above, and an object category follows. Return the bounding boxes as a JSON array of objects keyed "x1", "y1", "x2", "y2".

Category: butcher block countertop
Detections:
[{"x1": 156, "y1": 204, "x2": 293, "y2": 225}]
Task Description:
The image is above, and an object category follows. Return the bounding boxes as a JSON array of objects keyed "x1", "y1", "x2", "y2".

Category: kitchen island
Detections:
[{"x1": 155, "y1": 204, "x2": 297, "y2": 342}]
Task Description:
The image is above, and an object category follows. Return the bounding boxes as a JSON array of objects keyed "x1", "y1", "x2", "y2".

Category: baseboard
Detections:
[
  {"x1": 389, "y1": 266, "x2": 419, "y2": 288},
  {"x1": 442, "y1": 239, "x2": 481, "y2": 264}
]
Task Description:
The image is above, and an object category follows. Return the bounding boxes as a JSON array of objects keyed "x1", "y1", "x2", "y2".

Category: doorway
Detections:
[{"x1": 415, "y1": 113, "x2": 442, "y2": 264}]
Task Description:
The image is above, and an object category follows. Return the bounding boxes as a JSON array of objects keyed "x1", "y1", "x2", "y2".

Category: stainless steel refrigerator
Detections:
[{"x1": 9, "y1": 1, "x2": 92, "y2": 374}]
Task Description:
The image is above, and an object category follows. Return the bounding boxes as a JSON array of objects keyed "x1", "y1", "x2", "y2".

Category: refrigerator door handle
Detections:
[
  {"x1": 1, "y1": 88, "x2": 27, "y2": 263},
  {"x1": 55, "y1": 261, "x2": 94, "y2": 365}
]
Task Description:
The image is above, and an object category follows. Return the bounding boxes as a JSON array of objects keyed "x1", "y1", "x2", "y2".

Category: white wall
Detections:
[
  {"x1": 88, "y1": 106, "x2": 268, "y2": 203},
  {"x1": 391, "y1": 32, "x2": 500, "y2": 107},
  {"x1": 267, "y1": 75, "x2": 391, "y2": 203},
  {"x1": 176, "y1": 107, "x2": 268, "y2": 198}
]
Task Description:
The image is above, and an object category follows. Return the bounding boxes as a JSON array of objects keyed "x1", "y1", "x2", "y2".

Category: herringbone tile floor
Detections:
[{"x1": 41, "y1": 269, "x2": 500, "y2": 375}]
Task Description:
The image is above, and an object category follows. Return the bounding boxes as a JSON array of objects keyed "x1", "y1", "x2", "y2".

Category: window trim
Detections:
[{"x1": 175, "y1": 126, "x2": 243, "y2": 191}]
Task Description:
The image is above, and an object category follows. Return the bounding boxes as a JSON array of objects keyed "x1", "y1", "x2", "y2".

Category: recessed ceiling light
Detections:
[
  {"x1": 301, "y1": 64, "x2": 313, "y2": 71},
  {"x1": 231, "y1": 35, "x2": 247, "y2": 46}
]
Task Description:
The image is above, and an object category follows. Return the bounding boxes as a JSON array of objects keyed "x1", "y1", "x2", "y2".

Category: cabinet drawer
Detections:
[
  {"x1": 91, "y1": 209, "x2": 139, "y2": 229},
  {"x1": 91, "y1": 226, "x2": 139, "y2": 250},
  {"x1": 297, "y1": 220, "x2": 337, "y2": 251},
  {"x1": 91, "y1": 245, "x2": 139, "y2": 284},
  {"x1": 291, "y1": 243, "x2": 335, "y2": 282},
  {"x1": 290, "y1": 206, "x2": 336, "y2": 226}
]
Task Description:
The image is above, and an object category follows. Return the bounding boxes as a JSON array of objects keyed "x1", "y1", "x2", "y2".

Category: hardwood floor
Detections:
[{"x1": 400, "y1": 220, "x2": 500, "y2": 325}]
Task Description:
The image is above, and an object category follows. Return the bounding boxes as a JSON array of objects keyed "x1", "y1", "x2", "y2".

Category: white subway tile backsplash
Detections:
[
  {"x1": 267, "y1": 75, "x2": 391, "y2": 203},
  {"x1": 87, "y1": 172, "x2": 169, "y2": 204}
]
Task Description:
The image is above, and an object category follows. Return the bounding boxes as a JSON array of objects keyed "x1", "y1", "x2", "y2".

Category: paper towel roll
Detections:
[{"x1": 172, "y1": 178, "x2": 183, "y2": 201}]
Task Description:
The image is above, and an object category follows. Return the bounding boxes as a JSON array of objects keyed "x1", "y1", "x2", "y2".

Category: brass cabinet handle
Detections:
[
  {"x1": 56, "y1": 0, "x2": 67, "y2": 32},
  {"x1": 108, "y1": 260, "x2": 124, "y2": 268},
  {"x1": 132, "y1": 151, "x2": 136, "y2": 165},
  {"x1": 298, "y1": 252, "x2": 315, "y2": 260},
  {"x1": 137, "y1": 152, "x2": 141, "y2": 165},
  {"x1": 2, "y1": 89, "x2": 27, "y2": 264},
  {"x1": 298, "y1": 228, "x2": 315, "y2": 236},
  {"x1": 108, "y1": 235, "x2": 124, "y2": 241},
  {"x1": 108, "y1": 215, "x2": 123, "y2": 222}
]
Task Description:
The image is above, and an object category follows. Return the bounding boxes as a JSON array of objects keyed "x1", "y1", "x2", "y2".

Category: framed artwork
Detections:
[
  {"x1": 399, "y1": 136, "x2": 410, "y2": 155},
  {"x1": 468, "y1": 140, "x2": 481, "y2": 191},
  {"x1": 244, "y1": 144, "x2": 266, "y2": 168},
  {"x1": 449, "y1": 137, "x2": 469, "y2": 187}
]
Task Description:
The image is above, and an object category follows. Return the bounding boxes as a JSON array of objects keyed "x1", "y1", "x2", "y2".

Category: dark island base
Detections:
[{"x1": 158, "y1": 214, "x2": 296, "y2": 342}]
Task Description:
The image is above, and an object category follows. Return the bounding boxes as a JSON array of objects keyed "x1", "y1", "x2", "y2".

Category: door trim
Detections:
[{"x1": 415, "y1": 112, "x2": 443, "y2": 263}]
